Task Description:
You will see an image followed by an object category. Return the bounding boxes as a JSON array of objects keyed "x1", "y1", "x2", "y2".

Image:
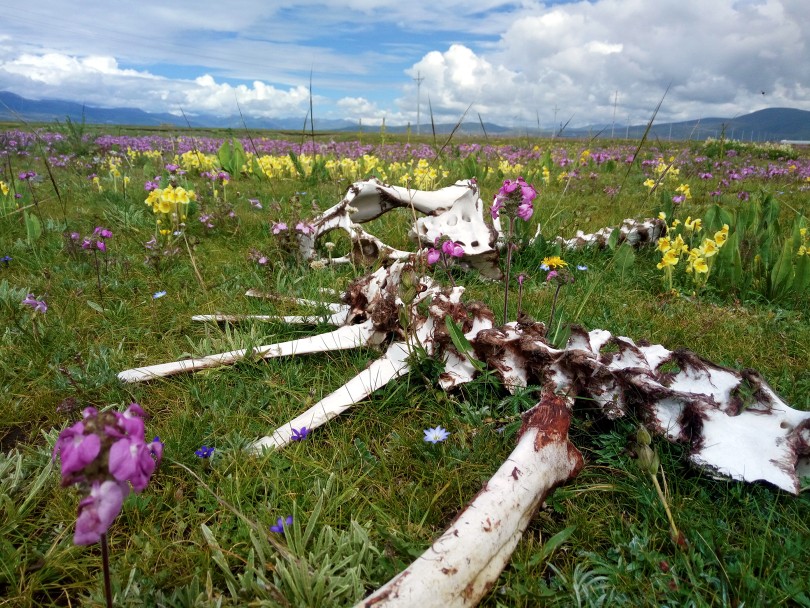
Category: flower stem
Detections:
[
  {"x1": 546, "y1": 283, "x2": 563, "y2": 338},
  {"x1": 100, "y1": 533, "x2": 113, "y2": 608},
  {"x1": 502, "y1": 218, "x2": 515, "y2": 324}
]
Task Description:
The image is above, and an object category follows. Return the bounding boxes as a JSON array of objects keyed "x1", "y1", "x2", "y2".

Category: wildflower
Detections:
[
  {"x1": 700, "y1": 239, "x2": 719, "y2": 258},
  {"x1": 295, "y1": 222, "x2": 315, "y2": 235},
  {"x1": 0, "y1": 255, "x2": 11, "y2": 265},
  {"x1": 643, "y1": 178, "x2": 656, "y2": 189},
  {"x1": 152, "y1": 291, "x2": 167, "y2": 299},
  {"x1": 195, "y1": 445, "x2": 215, "y2": 458},
  {"x1": 540, "y1": 256, "x2": 568, "y2": 270},
  {"x1": 291, "y1": 427, "x2": 310, "y2": 441},
  {"x1": 74, "y1": 480, "x2": 128, "y2": 546},
  {"x1": 517, "y1": 273, "x2": 527, "y2": 285},
  {"x1": 426, "y1": 248, "x2": 441, "y2": 265},
  {"x1": 53, "y1": 403, "x2": 162, "y2": 545},
  {"x1": 440, "y1": 239, "x2": 465, "y2": 258},
  {"x1": 270, "y1": 515, "x2": 293, "y2": 534},
  {"x1": 684, "y1": 217, "x2": 702, "y2": 231},
  {"x1": 657, "y1": 249, "x2": 680, "y2": 269},
  {"x1": 22, "y1": 293, "x2": 47, "y2": 313},
  {"x1": 546, "y1": 270, "x2": 559, "y2": 281},
  {"x1": 491, "y1": 177, "x2": 537, "y2": 220},
  {"x1": 309, "y1": 260, "x2": 327, "y2": 270},
  {"x1": 423, "y1": 426, "x2": 450, "y2": 444},
  {"x1": 656, "y1": 237, "x2": 672, "y2": 253},
  {"x1": 249, "y1": 198, "x2": 263, "y2": 209},
  {"x1": 576, "y1": 265, "x2": 588, "y2": 271},
  {"x1": 658, "y1": 212, "x2": 667, "y2": 220}
]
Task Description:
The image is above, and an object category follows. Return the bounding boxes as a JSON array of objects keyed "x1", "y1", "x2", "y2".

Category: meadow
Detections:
[{"x1": 1, "y1": 121, "x2": 809, "y2": 607}]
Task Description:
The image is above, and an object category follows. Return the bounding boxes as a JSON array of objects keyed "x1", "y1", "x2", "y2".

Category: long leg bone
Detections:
[
  {"x1": 117, "y1": 323, "x2": 379, "y2": 383},
  {"x1": 356, "y1": 392, "x2": 583, "y2": 607}
]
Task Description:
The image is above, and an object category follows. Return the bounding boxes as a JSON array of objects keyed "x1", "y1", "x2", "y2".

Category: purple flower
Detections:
[
  {"x1": 672, "y1": 195, "x2": 686, "y2": 204},
  {"x1": 0, "y1": 255, "x2": 11, "y2": 265},
  {"x1": 93, "y1": 227, "x2": 113, "y2": 239},
  {"x1": 70, "y1": 232, "x2": 81, "y2": 241},
  {"x1": 249, "y1": 198, "x2": 263, "y2": 209},
  {"x1": 426, "y1": 247, "x2": 441, "y2": 265},
  {"x1": 195, "y1": 445, "x2": 215, "y2": 458},
  {"x1": 22, "y1": 293, "x2": 47, "y2": 313},
  {"x1": 95, "y1": 240, "x2": 106, "y2": 252},
  {"x1": 270, "y1": 515, "x2": 293, "y2": 534},
  {"x1": 74, "y1": 480, "x2": 128, "y2": 545},
  {"x1": 53, "y1": 421, "x2": 101, "y2": 478},
  {"x1": 108, "y1": 436, "x2": 156, "y2": 492},
  {"x1": 272, "y1": 221, "x2": 288, "y2": 234},
  {"x1": 291, "y1": 427, "x2": 309, "y2": 441},
  {"x1": 517, "y1": 273, "x2": 527, "y2": 285},
  {"x1": 490, "y1": 197, "x2": 503, "y2": 220},
  {"x1": 423, "y1": 426, "x2": 450, "y2": 444},
  {"x1": 546, "y1": 270, "x2": 559, "y2": 281}
]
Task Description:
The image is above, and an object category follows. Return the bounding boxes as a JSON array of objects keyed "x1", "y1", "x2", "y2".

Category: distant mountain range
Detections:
[{"x1": 1, "y1": 90, "x2": 809, "y2": 141}]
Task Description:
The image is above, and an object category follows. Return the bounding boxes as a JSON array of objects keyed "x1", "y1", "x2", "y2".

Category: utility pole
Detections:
[
  {"x1": 413, "y1": 71, "x2": 424, "y2": 136},
  {"x1": 552, "y1": 104, "x2": 560, "y2": 139},
  {"x1": 611, "y1": 90, "x2": 618, "y2": 139}
]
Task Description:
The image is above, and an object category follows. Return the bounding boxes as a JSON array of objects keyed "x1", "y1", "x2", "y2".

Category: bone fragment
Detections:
[
  {"x1": 357, "y1": 392, "x2": 583, "y2": 607},
  {"x1": 117, "y1": 323, "x2": 377, "y2": 383}
]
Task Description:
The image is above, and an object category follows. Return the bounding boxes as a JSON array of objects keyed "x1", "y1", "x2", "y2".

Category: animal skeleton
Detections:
[
  {"x1": 119, "y1": 256, "x2": 810, "y2": 607},
  {"x1": 119, "y1": 175, "x2": 808, "y2": 606}
]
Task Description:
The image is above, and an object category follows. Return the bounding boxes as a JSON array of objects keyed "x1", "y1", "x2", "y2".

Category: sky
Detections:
[{"x1": 0, "y1": 0, "x2": 808, "y2": 129}]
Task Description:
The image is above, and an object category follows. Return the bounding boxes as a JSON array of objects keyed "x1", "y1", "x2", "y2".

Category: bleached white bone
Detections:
[
  {"x1": 298, "y1": 178, "x2": 501, "y2": 278},
  {"x1": 356, "y1": 393, "x2": 583, "y2": 607},
  {"x1": 116, "y1": 323, "x2": 378, "y2": 383}
]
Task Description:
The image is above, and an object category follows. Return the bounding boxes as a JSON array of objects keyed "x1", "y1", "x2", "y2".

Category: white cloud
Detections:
[{"x1": 0, "y1": 0, "x2": 808, "y2": 127}]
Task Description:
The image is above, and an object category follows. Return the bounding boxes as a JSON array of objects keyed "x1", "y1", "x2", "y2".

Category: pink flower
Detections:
[
  {"x1": 441, "y1": 240, "x2": 465, "y2": 258},
  {"x1": 296, "y1": 222, "x2": 315, "y2": 235},
  {"x1": 426, "y1": 248, "x2": 441, "y2": 265},
  {"x1": 74, "y1": 480, "x2": 128, "y2": 545},
  {"x1": 271, "y1": 222, "x2": 288, "y2": 234},
  {"x1": 546, "y1": 270, "x2": 559, "y2": 281},
  {"x1": 516, "y1": 202, "x2": 533, "y2": 221},
  {"x1": 490, "y1": 197, "x2": 503, "y2": 220},
  {"x1": 22, "y1": 293, "x2": 47, "y2": 314}
]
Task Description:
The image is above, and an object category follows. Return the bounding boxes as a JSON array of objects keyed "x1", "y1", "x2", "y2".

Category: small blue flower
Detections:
[
  {"x1": 539, "y1": 263, "x2": 550, "y2": 271},
  {"x1": 153, "y1": 290, "x2": 167, "y2": 299},
  {"x1": 423, "y1": 426, "x2": 450, "y2": 444},
  {"x1": 195, "y1": 445, "x2": 215, "y2": 458},
  {"x1": 576, "y1": 265, "x2": 588, "y2": 271},
  {"x1": 291, "y1": 427, "x2": 309, "y2": 441},
  {"x1": 0, "y1": 255, "x2": 11, "y2": 265},
  {"x1": 270, "y1": 515, "x2": 293, "y2": 533}
]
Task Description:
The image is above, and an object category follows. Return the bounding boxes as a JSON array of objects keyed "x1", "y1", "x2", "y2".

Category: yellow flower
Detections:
[
  {"x1": 675, "y1": 183, "x2": 692, "y2": 199},
  {"x1": 0, "y1": 180, "x2": 8, "y2": 196},
  {"x1": 700, "y1": 239, "x2": 719, "y2": 258},
  {"x1": 658, "y1": 211, "x2": 667, "y2": 220},
  {"x1": 670, "y1": 219, "x2": 681, "y2": 228},
  {"x1": 714, "y1": 230, "x2": 727, "y2": 247},
  {"x1": 656, "y1": 236, "x2": 672, "y2": 253},
  {"x1": 657, "y1": 249, "x2": 679, "y2": 269},
  {"x1": 541, "y1": 256, "x2": 568, "y2": 269},
  {"x1": 692, "y1": 256, "x2": 709, "y2": 274},
  {"x1": 673, "y1": 234, "x2": 688, "y2": 254},
  {"x1": 798, "y1": 245, "x2": 807, "y2": 257},
  {"x1": 684, "y1": 216, "x2": 702, "y2": 231},
  {"x1": 643, "y1": 178, "x2": 656, "y2": 189}
]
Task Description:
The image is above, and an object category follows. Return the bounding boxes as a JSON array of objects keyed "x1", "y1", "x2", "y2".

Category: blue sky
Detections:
[{"x1": 0, "y1": 0, "x2": 808, "y2": 127}]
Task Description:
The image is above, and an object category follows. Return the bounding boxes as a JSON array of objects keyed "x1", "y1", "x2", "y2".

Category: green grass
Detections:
[{"x1": 1, "y1": 128, "x2": 809, "y2": 607}]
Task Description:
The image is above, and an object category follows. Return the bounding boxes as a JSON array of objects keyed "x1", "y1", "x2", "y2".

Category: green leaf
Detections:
[
  {"x1": 769, "y1": 238, "x2": 794, "y2": 299},
  {"x1": 24, "y1": 211, "x2": 41, "y2": 244},
  {"x1": 793, "y1": 253, "x2": 810, "y2": 293},
  {"x1": 613, "y1": 242, "x2": 636, "y2": 274},
  {"x1": 444, "y1": 317, "x2": 486, "y2": 372},
  {"x1": 607, "y1": 226, "x2": 620, "y2": 251},
  {"x1": 528, "y1": 525, "x2": 577, "y2": 567},
  {"x1": 86, "y1": 300, "x2": 106, "y2": 313}
]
